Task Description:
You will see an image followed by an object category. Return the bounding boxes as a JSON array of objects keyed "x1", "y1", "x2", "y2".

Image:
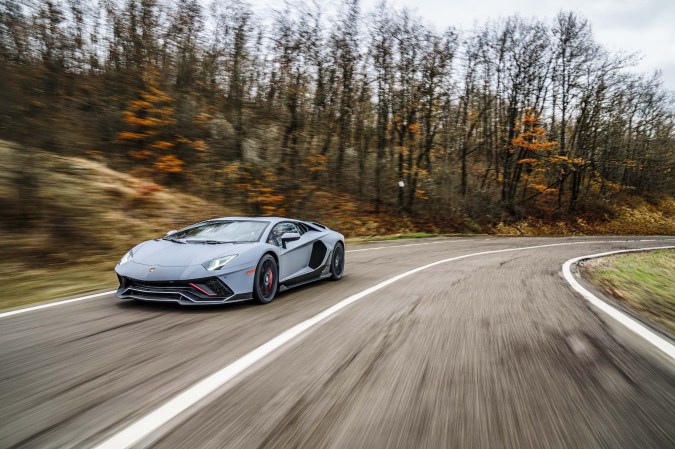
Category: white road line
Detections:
[
  {"x1": 345, "y1": 239, "x2": 466, "y2": 253},
  {"x1": 562, "y1": 246, "x2": 675, "y2": 361},
  {"x1": 0, "y1": 291, "x2": 116, "y2": 319},
  {"x1": 93, "y1": 239, "x2": 671, "y2": 449}
]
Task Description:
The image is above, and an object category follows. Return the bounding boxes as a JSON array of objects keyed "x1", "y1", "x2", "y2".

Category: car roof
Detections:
[
  {"x1": 209, "y1": 217, "x2": 328, "y2": 229},
  {"x1": 209, "y1": 217, "x2": 296, "y2": 224}
]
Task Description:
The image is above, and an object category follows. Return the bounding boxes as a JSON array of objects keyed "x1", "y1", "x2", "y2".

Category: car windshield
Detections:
[{"x1": 166, "y1": 221, "x2": 269, "y2": 243}]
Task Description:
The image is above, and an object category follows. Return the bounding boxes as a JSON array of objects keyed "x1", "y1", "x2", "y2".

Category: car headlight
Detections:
[
  {"x1": 119, "y1": 249, "x2": 133, "y2": 265},
  {"x1": 203, "y1": 255, "x2": 238, "y2": 271}
]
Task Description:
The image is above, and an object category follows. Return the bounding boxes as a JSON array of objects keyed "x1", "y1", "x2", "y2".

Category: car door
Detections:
[{"x1": 267, "y1": 222, "x2": 313, "y2": 281}]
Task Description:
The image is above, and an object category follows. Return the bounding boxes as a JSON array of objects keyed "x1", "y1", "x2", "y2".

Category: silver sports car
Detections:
[{"x1": 115, "y1": 217, "x2": 345, "y2": 305}]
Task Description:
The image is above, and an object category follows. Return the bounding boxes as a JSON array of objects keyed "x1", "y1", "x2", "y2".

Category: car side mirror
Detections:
[
  {"x1": 280, "y1": 232, "x2": 301, "y2": 248},
  {"x1": 166, "y1": 230, "x2": 178, "y2": 237}
]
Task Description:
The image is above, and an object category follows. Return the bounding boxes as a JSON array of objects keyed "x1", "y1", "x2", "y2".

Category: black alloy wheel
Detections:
[
  {"x1": 253, "y1": 254, "x2": 278, "y2": 304},
  {"x1": 330, "y1": 243, "x2": 345, "y2": 280}
]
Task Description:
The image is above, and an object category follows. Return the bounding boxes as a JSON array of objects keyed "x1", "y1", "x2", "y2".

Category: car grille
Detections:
[{"x1": 117, "y1": 276, "x2": 234, "y2": 302}]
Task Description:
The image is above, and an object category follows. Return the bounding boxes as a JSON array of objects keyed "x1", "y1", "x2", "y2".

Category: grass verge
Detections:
[
  {"x1": 582, "y1": 249, "x2": 674, "y2": 334},
  {"x1": 345, "y1": 232, "x2": 485, "y2": 244},
  {"x1": 0, "y1": 262, "x2": 117, "y2": 310},
  {"x1": 346, "y1": 232, "x2": 441, "y2": 243}
]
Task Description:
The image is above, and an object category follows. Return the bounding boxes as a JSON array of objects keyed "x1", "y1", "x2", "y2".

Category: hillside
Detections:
[{"x1": 0, "y1": 141, "x2": 239, "y2": 309}]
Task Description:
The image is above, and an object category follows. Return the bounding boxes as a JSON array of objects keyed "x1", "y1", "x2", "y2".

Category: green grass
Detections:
[
  {"x1": 348, "y1": 230, "x2": 494, "y2": 244},
  {"x1": 0, "y1": 261, "x2": 117, "y2": 310},
  {"x1": 346, "y1": 232, "x2": 440, "y2": 243},
  {"x1": 583, "y1": 250, "x2": 675, "y2": 334}
]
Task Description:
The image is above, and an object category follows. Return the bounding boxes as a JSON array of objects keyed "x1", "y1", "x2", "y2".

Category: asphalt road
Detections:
[{"x1": 1, "y1": 237, "x2": 674, "y2": 449}]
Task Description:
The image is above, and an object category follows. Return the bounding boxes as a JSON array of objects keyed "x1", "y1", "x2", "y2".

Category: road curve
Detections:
[{"x1": 0, "y1": 237, "x2": 673, "y2": 449}]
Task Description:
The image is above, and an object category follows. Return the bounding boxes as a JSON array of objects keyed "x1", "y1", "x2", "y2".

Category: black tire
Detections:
[
  {"x1": 330, "y1": 242, "x2": 345, "y2": 280},
  {"x1": 253, "y1": 254, "x2": 278, "y2": 304}
]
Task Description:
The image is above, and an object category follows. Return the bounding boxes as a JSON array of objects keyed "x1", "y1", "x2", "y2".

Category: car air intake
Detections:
[
  {"x1": 204, "y1": 278, "x2": 233, "y2": 297},
  {"x1": 309, "y1": 241, "x2": 328, "y2": 269}
]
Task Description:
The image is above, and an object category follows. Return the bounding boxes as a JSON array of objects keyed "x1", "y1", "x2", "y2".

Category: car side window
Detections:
[{"x1": 267, "y1": 222, "x2": 300, "y2": 247}]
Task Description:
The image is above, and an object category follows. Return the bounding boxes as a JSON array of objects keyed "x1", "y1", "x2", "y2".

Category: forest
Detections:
[{"x1": 1, "y1": 0, "x2": 674, "y2": 236}]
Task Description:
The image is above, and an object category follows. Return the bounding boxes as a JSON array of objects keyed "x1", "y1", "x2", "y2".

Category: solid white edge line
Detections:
[
  {"x1": 93, "y1": 239, "x2": 671, "y2": 449},
  {"x1": 562, "y1": 246, "x2": 675, "y2": 361},
  {"x1": 0, "y1": 239, "x2": 462, "y2": 319},
  {"x1": 0, "y1": 291, "x2": 116, "y2": 319}
]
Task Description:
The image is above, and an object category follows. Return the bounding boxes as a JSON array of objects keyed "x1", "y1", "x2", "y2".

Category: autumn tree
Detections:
[
  {"x1": 510, "y1": 112, "x2": 559, "y2": 207},
  {"x1": 551, "y1": 12, "x2": 598, "y2": 209},
  {"x1": 369, "y1": 1, "x2": 395, "y2": 212},
  {"x1": 330, "y1": 0, "x2": 360, "y2": 188},
  {"x1": 116, "y1": 73, "x2": 186, "y2": 178}
]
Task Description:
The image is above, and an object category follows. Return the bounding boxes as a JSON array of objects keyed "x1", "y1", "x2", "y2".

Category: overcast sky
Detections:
[{"x1": 251, "y1": 0, "x2": 675, "y2": 91}]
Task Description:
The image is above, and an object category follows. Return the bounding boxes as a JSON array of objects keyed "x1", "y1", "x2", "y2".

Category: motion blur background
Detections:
[{"x1": 0, "y1": 0, "x2": 674, "y2": 307}]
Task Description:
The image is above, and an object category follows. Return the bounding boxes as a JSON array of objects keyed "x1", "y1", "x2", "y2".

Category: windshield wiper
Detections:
[
  {"x1": 185, "y1": 239, "x2": 235, "y2": 244},
  {"x1": 163, "y1": 237, "x2": 185, "y2": 244}
]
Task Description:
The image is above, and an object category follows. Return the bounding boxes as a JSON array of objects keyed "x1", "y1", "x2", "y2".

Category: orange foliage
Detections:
[
  {"x1": 116, "y1": 75, "x2": 178, "y2": 157},
  {"x1": 415, "y1": 188, "x2": 429, "y2": 200},
  {"x1": 117, "y1": 131, "x2": 145, "y2": 141},
  {"x1": 510, "y1": 111, "x2": 588, "y2": 204},
  {"x1": 150, "y1": 141, "x2": 175, "y2": 150},
  {"x1": 123, "y1": 116, "x2": 158, "y2": 127},
  {"x1": 227, "y1": 162, "x2": 287, "y2": 216},
  {"x1": 129, "y1": 149, "x2": 153, "y2": 160},
  {"x1": 511, "y1": 113, "x2": 557, "y2": 156},
  {"x1": 304, "y1": 152, "x2": 329, "y2": 172},
  {"x1": 115, "y1": 71, "x2": 209, "y2": 179},
  {"x1": 531, "y1": 183, "x2": 557, "y2": 193},
  {"x1": 153, "y1": 155, "x2": 184, "y2": 173},
  {"x1": 189, "y1": 139, "x2": 208, "y2": 152},
  {"x1": 193, "y1": 113, "x2": 214, "y2": 125},
  {"x1": 129, "y1": 100, "x2": 153, "y2": 110}
]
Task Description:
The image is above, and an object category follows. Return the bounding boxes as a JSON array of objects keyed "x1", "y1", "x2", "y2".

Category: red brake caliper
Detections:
[{"x1": 267, "y1": 269, "x2": 273, "y2": 292}]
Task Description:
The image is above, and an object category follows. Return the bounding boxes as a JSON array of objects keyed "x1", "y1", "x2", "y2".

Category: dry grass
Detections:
[
  {"x1": 494, "y1": 197, "x2": 675, "y2": 236},
  {"x1": 582, "y1": 250, "x2": 675, "y2": 334}
]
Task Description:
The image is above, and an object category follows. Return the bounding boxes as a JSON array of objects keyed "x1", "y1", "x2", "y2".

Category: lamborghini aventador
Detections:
[{"x1": 115, "y1": 217, "x2": 345, "y2": 305}]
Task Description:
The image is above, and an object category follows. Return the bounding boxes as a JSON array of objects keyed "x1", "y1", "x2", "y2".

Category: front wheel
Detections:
[
  {"x1": 330, "y1": 243, "x2": 345, "y2": 280},
  {"x1": 253, "y1": 254, "x2": 278, "y2": 304}
]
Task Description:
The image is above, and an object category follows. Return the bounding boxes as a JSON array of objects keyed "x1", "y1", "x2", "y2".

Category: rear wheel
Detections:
[
  {"x1": 330, "y1": 243, "x2": 345, "y2": 280},
  {"x1": 253, "y1": 254, "x2": 278, "y2": 304}
]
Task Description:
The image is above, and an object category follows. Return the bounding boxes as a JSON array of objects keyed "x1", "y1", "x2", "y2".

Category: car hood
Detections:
[{"x1": 131, "y1": 240, "x2": 257, "y2": 267}]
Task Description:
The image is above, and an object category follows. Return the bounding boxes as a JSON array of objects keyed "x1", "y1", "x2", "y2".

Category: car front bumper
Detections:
[
  {"x1": 115, "y1": 276, "x2": 253, "y2": 305},
  {"x1": 114, "y1": 261, "x2": 257, "y2": 305}
]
